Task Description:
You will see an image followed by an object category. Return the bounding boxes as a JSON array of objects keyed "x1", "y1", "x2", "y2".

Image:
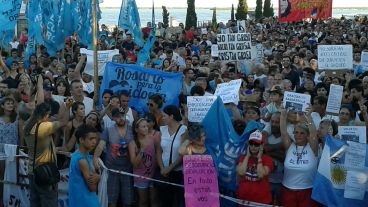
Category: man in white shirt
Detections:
[{"x1": 70, "y1": 80, "x2": 94, "y2": 115}]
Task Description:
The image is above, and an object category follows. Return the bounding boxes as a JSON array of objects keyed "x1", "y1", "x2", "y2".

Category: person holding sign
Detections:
[
  {"x1": 279, "y1": 106, "x2": 320, "y2": 207},
  {"x1": 236, "y1": 130, "x2": 274, "y2": 204},
  {"x1": 179, "y1": 123, "x2": 208, "y2": 155}
]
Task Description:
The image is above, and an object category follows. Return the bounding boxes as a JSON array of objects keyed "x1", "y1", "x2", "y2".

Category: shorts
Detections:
[
  {"x1": 107, "y1": 171, "x2": 134, "y2": 205},
  {"x1": 134, "y1": 181, "x2": 154, "y2": 189}
]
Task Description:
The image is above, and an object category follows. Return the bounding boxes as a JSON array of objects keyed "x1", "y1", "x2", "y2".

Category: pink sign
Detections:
[{"x1": 183, "y1": 155, "x2": 220, "y2": 207}]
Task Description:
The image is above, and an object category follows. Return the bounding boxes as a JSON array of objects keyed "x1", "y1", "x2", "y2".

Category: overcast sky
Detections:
[{"x1": 100, "y1": 0, "x2": 368, "y2": 8}]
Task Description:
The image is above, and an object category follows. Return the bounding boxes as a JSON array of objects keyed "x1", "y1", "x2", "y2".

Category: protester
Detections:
[{"x1": 69, "y1": 124, "x2": 100, "y2": 207}]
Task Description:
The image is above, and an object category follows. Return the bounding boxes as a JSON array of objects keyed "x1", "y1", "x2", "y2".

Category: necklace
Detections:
[{"x1": 296, "y1": 145, "x2": 307, "y2": 164}]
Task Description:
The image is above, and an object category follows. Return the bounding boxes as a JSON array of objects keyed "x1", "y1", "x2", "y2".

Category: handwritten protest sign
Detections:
[
  {"x1": 214, "y1": 79, "x2": 242, "y2": 104},
  {"x1": 318, "y1": 45, "x2": 353, "y2": 70},
  {"x1": 344, "y1": 141, "x2": 366, "y2": 170},
  {"x1": 211, "y1": 45, "x2": 219, "y2": 57},
  {"x1": 100, "y1": 62, "x2": 183, "y2": 115},
  {"x1": 187, "y1": 96, "x2": 217, "y2": 122},
  {"x1": 80, "y1": 48, "x2": 119, "y2": 76},
  {"x1": 184, "y1": 155, "x2": 220, "y2": 207},
  {"x1": 254, "y1": 43, "x2": 264, "y2": 64},
  {"x1": 361, "y1": 51, "x2": 368, "y2": 66},
  {"x1": 338, "y1": 126, "x2": 367, "y2": 144},
  {"x1": 201, "y1": 28, "x2": 208, "y2": 35},
  {"x1": 283, "y1": 91, "x2": 311, "y2": 112},
  {"x1": 326, "y1": 84, "x2": 343, "y2": 114},
  {"x1": 344, "y1": 170, "x2": 366, "y2": 200},
  {"x1": 217, "y1": 33, "x2": 252, "y2": 61}
]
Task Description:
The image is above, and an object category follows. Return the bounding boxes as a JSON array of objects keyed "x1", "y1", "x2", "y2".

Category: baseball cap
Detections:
[{"x1": 249, "y1": 130, "x2": 264, "y2": 144}]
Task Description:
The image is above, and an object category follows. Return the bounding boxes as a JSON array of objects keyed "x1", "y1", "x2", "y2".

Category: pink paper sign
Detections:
[{"x1": 183, "y1": 155, "x2": 220, "y2": 207}]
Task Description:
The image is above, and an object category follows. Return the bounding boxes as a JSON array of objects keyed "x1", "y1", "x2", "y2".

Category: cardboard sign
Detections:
[
  {"x1": 361, "y1": 51, "x2": 368, "y2": 66},
  {"x1": 184, "y1": 155, "x2": 220, "y2": 207},
  {"x1": 283, "y1": 91, "x2": 311, "y2": 112},
  {"x1": 214, "y1": 79, "x2": 242, "y2": 104},
  {"x1": 318, "y1": 45, "x2": 353, "y2": 70},
  {"x1": 326, "y1": 84, "x2": 344, "y2": 114},
  {"x1": 216, "y1": 33, "x2": 252, "y2": 61},
  {"x1": 338, "y1": 126, "x2": 367, "y2": 144},
  {"x1": 187, "y1": 96, "x2": 217, "y2": 122},
  {"x1": 211, "y1": 45, "x2": 219, "y2": 57}
]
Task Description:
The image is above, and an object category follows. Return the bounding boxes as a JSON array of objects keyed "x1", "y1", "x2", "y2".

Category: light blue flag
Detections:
[
  {"x1": 312, "y1": 136, "x2": 368, "y2": 206},
  {"x1": 0, "y1": 0, "x2": 22, "y2": 47},
  {"x1": 202, "y1": 98, "x2": 265, "y2": 192},
  {"x1": 137, "y1": 1, "x2": 156, "y2": 65},
  {"x1": 99, "y1": 62, "x2": 183, "y2": 115},
  {"x1": 118, "y1": 0, "x2": 144, "y2": 47}
]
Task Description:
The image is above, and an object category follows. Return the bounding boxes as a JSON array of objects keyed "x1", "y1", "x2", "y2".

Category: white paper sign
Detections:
[
  {"x1": 338, "y1": 126, "x2": 367, "y2": 144},
  {"x1": 187, "y1": 96, "x2": 217, "y2": 122},
  {"x1": 361, "y1": 51, "x2": 368, "y2": 66},
  {"x1": 283, "y1": 92, "x2": 311, "y2": 112},
  {"x1": 345, "y1": 141, "x2": 366, "y2": 169},
  {"x1": 80, "y1": 48, "x2": 119, "y2": 76},
  {"x1": 344, "y1": 170, "x2": 366, "y2": 200},
  {"x1": 237, "y1": 20, "x2": 246, "y2": 32},
  {"x1": 201, "y1": 28, "x2": 208, "y2": 35},
  {"x1": 211, "y1": 45, "x2": 219, "y2": 57},
  {"x1": 214, "y1": 79, "x2": 242, "y2": 104},
  {"x1": 216, "y1": 33, "x2": 252, "y2": 61},
  {"x1": 254, "y1": 43, "x2": 264, "y2": 64},
  {"x1": 326, "y1": 84, "x2": 344, "y2": 114},
  {"x1": 318, "y1": 45, "x2": 353, "y2": 70}
]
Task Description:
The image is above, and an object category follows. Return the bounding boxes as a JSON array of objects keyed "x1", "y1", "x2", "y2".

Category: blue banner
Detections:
[
  {"x1": 100, "y1": 62, "x2": 183, "y2": 115},
  {"x1": 202, "y1": 98, "x2": 264, "y2": 192},
  {"x1": 118, "y1": 0, "x2": 144, "y2": 47},
  {"x1": 27, "y1": 0, "x2": 44, "y2": 45},
  {"x1": 312, "y1": 136, "x2": 368, "y2": 206},
  {"x1": 137, "y1": 1, "x2": 156, "y2": 65},
  {"x1": 0, "y1": 0, "x2": 22, "y2": 47}
]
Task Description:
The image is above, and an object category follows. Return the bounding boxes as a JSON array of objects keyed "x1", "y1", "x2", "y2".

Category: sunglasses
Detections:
[
  {"x1": 249, "y1": 142, "x2": 261, "y2": 147},
  {"x1": 147, "y1": 103, "x2": 154, "y2": 107}
]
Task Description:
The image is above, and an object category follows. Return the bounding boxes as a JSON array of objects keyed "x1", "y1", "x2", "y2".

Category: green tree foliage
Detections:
[
  {"x1": 185, "y1": 0, "x2": 197, "y2": 29},
  {"x1": 263, "y1": 0, "x2": 274, "y2": 17},
  {"x1": 162, "y1": 6, "x2": 170, "y2": 28},
  {"x1": 231, "y1": 4, "x2": 235, "y2": 21},
  {"x1": 235, "y1": 0, "x2": 248, "y2": 20},
  {"x1": 212, "y1": 8, "x2": 217, "y2": 31},
  {"x1": 255, "y1": 0, "x2": 263, "y2": 20}
]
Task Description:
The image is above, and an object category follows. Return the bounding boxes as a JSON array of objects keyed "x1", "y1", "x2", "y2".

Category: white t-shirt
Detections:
[
  {"x1": 103, "y1": 114, "x2": 115, "y2": 129},
  {"x1": 282, "y1": 143, "x2": 318, "y2": 190},
  {"x1": 126, "y1": 107, "x2": 134, "y2": 126},
  {"x1": 82, "y1": 97, "x2": 94, "y2": 115},
  {"x1": 160, "y1": 125, "x2": 187, "y2": 171},
  {"x1": 82, "y1": 80, "x2": 94, "y2": 94}
]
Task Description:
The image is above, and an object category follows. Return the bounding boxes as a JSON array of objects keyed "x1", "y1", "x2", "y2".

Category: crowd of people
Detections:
[{"x1": 0, "y1": 13, "x2": 368, "y2": 207}]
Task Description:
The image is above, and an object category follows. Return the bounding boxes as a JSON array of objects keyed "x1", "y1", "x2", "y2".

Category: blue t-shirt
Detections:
[{"x1": 69, "y1": 150, "x2": 100, "y2": 207}]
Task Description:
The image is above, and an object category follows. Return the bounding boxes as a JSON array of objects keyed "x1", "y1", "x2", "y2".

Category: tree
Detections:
[
  {"x1": 185, "y1": 0, "x2": 197, "y2": 29},
  {"x1": 235, "y1": 0, "x2": 248, "y2": 21},
  {"x1": 212, "y1": 8, "x2": 217, "y2": 31},
  {"x1": 231, "y1": 4, "x2": 235, "y2": 22},
  {"x1": 263, "y1": 0, "x2": 274, "y2": 17},
  {"x1": 162, "y1": 6, "x2": 170, "y2": 28},
  {"x1": 255, "y1": 0, "x2": 263, "y2": 20}
]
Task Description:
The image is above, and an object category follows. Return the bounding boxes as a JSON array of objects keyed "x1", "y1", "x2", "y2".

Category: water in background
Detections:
[{"x1": 100, "y1": 8, "x2": 368, "y2": 27}]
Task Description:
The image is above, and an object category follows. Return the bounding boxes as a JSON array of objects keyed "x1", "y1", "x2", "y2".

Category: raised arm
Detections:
[
  {"x1": 71, "y1": 55, "x2": 86, "y2": 81},
  {"x1": 305, "y1": 107, "x2": 318, "y2": 156},
  {"x1": 280, "y1": 107, "x2": 292, "y2": 150},
  {"x1": 0, "y1": 56, "x2": 10, "y2": 79},
  {"x1": 36, "y1": 75, "x2": 44, "y2": 105}
]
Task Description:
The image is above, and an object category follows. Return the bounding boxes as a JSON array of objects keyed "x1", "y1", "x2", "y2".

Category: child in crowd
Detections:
[{"x1": 69, "y1": 124, "x2": 100, "y2": 207}]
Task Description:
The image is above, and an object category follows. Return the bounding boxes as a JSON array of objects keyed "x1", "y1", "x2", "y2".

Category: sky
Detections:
[{"x1": 100, "y1": 0, "x2": 368, "y2": 8}]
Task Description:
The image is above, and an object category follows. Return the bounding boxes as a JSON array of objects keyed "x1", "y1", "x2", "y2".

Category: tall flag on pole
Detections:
[
  {"x1": 278, "y1": 0, "x2": 333, "y2": 23},
  {"x1": 137, "y1": 0, "x2": 156, "y2": 65},
  {"x1": 0, "y1": 0, "x2": 22, "y2": 48},
  {"x1": 118, "y1": 0, "x2": 144, "y2": 47}
]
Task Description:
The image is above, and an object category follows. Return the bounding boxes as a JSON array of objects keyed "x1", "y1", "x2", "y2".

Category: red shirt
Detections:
[{"x1": 236, "y1": 155, "x2": 274, "y2": 204}]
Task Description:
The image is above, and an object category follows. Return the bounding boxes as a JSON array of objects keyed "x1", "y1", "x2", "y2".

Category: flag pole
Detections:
[{"x1": 92, "y1": 0, "x2": 99, "y2": 106}]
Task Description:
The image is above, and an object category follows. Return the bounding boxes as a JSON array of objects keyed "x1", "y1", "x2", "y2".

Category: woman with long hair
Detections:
[
  {"x1": 279, "y1": 106, "x2": 319, "y2": 207},
  {"x1": 129, "y1": 118, "x2": 158, "y2": 207},
  {"x1": 147, "y1": 94, "x2": 165, "y2": 126},
  {"x1": 0, "y1": 97, "x2": 19, "y2": 145},
  {"x1": 63, "y1": 102, "x2": 85, "y2": 152}
]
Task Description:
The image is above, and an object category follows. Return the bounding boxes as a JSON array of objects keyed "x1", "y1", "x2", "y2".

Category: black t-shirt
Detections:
[
  {"x1": 122, "y1": 41, "x2": 135, "y2": 51},
  {"x1": 4, "y1": 76, "x2": 19, "y2": 89},
  {"x1": 285, "y1": 68, "x2": 300, "y2": 90}
]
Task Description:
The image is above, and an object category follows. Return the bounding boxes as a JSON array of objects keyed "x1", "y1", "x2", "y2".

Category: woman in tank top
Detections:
[{"x1": 280, "y1": 105, "x2": 320, "y2": 207}]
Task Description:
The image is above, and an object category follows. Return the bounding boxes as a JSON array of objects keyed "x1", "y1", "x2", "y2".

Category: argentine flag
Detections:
[{"x1": 312, "y1": 136, "x2": 368, "y2": 206}]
